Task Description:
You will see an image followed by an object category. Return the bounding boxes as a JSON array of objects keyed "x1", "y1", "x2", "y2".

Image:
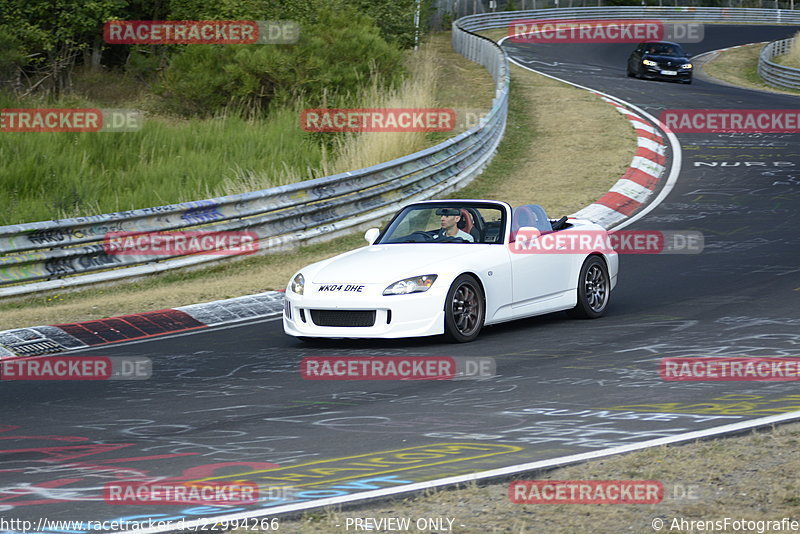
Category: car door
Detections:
[{"x1": 507, "y1": 207, "x2": 574, "y2": 313}]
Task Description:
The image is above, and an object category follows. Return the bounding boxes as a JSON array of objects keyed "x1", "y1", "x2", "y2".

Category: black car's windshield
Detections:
[
  {"x1": 644, "y1": 43, "x2": 684, "y2": 57},
  {"x1": 377, "y1": 204, "x2": 505, "y2": 244}
]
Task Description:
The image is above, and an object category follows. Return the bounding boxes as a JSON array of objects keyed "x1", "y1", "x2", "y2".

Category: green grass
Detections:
[
  {"x1": 0, "y1": 99, "x2": 326, "y2": 225},
  {"x1": 700, "y1": 42, "x2": 800, "y2": 96},
  {"x1": 454, "y1": 78, "x2": 535, "y2": 200}
]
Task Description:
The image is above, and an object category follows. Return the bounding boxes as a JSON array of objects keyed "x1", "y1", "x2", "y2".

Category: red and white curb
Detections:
[
  {"x1": 571, "y1": 94, "x2": 669, "y2": 228},
  {"x1": 0, "y1": 291, "x2": 285, "y2": 357},
  {"x1": 502, "y1": 39, "x2": 682, "y2": 233}
]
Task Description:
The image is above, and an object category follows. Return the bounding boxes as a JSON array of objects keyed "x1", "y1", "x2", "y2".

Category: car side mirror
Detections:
[{"x1": 364, "y1": 228, "x2": 380, "y2": 245}]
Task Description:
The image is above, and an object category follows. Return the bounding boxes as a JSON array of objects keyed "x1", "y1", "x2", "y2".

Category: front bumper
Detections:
[
  {"x1": 641, "y1": 64, "x2": 692, "y2": 81},
  {"x1": 283, "y1": 284, "x2": 448, "y2": 339}
]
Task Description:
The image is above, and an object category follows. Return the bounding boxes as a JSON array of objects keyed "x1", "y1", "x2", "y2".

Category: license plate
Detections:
[{"x1": 661, "y1": 70, "x2": 677, "y2": 76}]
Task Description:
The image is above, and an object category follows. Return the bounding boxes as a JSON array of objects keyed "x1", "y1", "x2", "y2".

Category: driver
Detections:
[{"x1": 435, "y1": 208, "x2": 474, "y2": 242}]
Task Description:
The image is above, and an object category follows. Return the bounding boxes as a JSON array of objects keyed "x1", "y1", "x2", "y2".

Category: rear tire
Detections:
[
  {"x1": 567, "y1": 256, "x2": 610, "y2": 319},
  {"x1": 444, "y1": 274, "x2": 485, "y2": 343}
]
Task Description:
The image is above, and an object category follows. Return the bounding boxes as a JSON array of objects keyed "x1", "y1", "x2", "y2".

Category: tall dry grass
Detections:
[
  {"x1": 779, "y1": 31, "x2": 800, "y2": 68},
  {"x1": 212, "y1": 45, "x2": 440, "y2": 195},
  {"x1": 327, "y1": 45, "x2": 439, "y2": 175}
]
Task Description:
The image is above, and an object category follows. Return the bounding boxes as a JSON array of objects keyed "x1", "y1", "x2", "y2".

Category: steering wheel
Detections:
[
  {"x1": 390, "y1": 231, "x2": 469, "y2": 243},
  {"x1": 391, "y1": 231, "x2": 437, "y2": 243}
]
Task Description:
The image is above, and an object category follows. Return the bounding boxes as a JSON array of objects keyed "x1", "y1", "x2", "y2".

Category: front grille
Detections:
[{"x1": 309, "y1": 310, "x2": 376, "y2": 327}]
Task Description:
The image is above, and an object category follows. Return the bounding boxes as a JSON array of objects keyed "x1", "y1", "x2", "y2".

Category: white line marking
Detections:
[{"x1": 121, "y1": 410, "x2": 800, "y2": 534}]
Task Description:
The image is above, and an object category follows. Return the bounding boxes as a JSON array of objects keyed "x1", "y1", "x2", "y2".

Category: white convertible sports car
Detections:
[{"x1": 283, "y1": 199, "x2": 618, "y2": 342}]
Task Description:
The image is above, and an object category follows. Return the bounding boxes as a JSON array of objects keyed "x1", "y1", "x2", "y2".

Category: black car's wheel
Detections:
[
  {"x1": 567, "y1": 256, "x2": 610, "y2": 319},
  {"x1": 444, "y1": 274, "x2": 485, "y2": 342},
  {"x1": 681, "y1": 77, "x2": 693, "y2": 84}
]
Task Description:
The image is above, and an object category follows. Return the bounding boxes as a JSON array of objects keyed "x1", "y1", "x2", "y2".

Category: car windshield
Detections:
[
  {"x1": 377, "y1": 204, "x2": 506, "y2": 244},
  {"x1": 645, "y1": 43, "x2": 684, "y2": 56}
]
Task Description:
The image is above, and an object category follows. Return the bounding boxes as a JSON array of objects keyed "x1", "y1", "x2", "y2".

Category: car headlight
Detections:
[
  {"x1": 681, "y1": 63, "x2": 692, "y2": 69},
  {"x1": 291, "y1": 273, "x2": 305, "y2": 295},
  {"x1": 383, "y1": 275, "x2": 437, "y2": 296},
  {"x1": 642, "y1": 59, "x2": 657, "y2": 66}
]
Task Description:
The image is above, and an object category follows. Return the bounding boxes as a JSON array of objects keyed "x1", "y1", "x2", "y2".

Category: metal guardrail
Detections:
[
  {"x1": 0, "y1": 31, "x2": 509, "y2": 297},
  {"x1": 2, "y1": 6, "x2": 797, "y2": 297},
  {"x1": 758, "y1": 37, "x2": 800, "y2": 89},
  {"x1": 456, "y1": 6, "x2": 800, "y2": 30}
]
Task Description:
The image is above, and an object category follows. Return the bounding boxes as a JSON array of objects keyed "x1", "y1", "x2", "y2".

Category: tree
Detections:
[
  {"x1": 156, "y1": 5, "x2": 404, "y2": 116},
  {"x1": 0, "y1": 0, "x2": 123, "y2": 94}
]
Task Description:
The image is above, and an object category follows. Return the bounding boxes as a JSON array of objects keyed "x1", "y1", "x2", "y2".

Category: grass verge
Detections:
[
  {"x1": 456, "y1": 62, "x2": 634, "y2": 217},
  {"x1": 772, "y1": 31, "x2": 800, "y2": 69},
  {"x1": 699, "y1": 42, "x2": 800, "y2": 95},
  {"x1": 0, "y1": 105, "x2": 326, "y2": 224},
  {"x1": 272, "y1": 422, "x2": 800, "y2": 533},
  {"x1": 0, "y1": 31, "x2": 633, "y2": 331}
]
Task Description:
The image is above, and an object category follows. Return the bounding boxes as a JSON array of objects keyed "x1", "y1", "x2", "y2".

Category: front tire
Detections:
[
  {"x1": 444, "y1": 274, "x2": 485, "y2": 342},
  {"x1": 567, "y1": 256, "x2": 610, "y2": 319}
]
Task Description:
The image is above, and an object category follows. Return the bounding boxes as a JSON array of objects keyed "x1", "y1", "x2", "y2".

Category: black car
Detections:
[{"x1": 627, "y1": 41, "x2": 692, "y2": 84}]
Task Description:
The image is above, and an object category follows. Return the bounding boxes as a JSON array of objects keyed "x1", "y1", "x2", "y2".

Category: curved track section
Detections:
[{"x1": 2, "y1": 24, "x2": 800, "y2": 531}]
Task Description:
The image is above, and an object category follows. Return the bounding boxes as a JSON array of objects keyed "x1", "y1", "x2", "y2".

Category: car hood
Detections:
[
  {"x1": 643, "y1": 54, "x2": 689, "y2": 63},
  {"x1": 309, "y1": 244, "x2": 489, "y2": 284}
]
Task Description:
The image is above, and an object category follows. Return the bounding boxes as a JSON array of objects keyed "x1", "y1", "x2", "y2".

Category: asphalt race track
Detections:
[{"x1": 2, "y1": 24, "x2": 800, "y2": 531}]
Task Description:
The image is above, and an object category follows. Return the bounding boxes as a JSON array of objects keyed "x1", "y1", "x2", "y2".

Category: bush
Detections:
[
  {"x1": 156, "y1": 6, "x2": 404, "y2": 116},
  {"x1": 125, "y1": 45, "x2": 163, "y2": 81}
]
